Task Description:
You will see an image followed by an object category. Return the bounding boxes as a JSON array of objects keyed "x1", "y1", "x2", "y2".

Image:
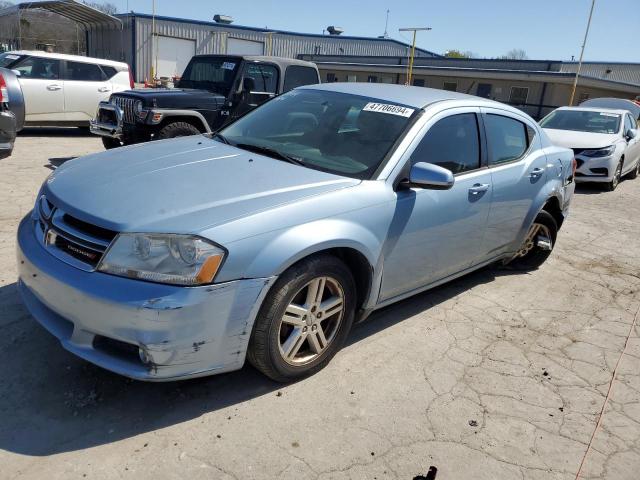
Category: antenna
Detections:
[{"x1": 383, "y1": 9, "x2": 390, "y2": 38}]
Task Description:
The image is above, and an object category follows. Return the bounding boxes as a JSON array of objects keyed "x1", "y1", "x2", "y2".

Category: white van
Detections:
[{"x1": 0, "y1": 51, "x2": 133, "y2": 126}]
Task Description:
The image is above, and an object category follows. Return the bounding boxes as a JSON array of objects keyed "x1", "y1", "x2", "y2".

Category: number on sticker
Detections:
[{"x1": 363, "y1": 102, "x2": 415, "y2": 117}]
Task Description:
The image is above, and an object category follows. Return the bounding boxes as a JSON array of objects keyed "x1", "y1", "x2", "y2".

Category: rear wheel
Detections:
[
  {"x1": 627, "y1": 160, "x2": 640, "y2": 180},
  {"x1": 101, "y1": 137, "x2": 123, "y2": 150},
  {"x1": 247, "y1": 255, "x2": 356, "y2": 382},
  {"x1": 606, "y1": 160, "x2": 623, "y2": 191},
  {"x1": 507, "y1": 210, "x2": 558, "y2": 271},
  {"x1": 157, "y1": 121, "x2": 201, "y2": 140}
]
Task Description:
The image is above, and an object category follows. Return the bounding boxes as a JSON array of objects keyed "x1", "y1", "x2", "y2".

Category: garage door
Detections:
[
  {"x1": 227, "y1": 38, "x2": 264, "y2": 55},
  {"x1": 156, "y1": 36, "x2": 196, "y2": 78}
]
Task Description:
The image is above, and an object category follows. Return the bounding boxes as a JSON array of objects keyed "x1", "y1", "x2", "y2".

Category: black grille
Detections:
[
  {"x1": 62, "y1": 214, "x2": 117, "y2": 243},
  {"x1": 572, "y1": 148, "x2": 587, "y2": 156}
]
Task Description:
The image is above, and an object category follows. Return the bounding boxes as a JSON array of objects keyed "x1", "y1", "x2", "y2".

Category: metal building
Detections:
[{"x1": 86, "y1": 13, "x2": 440, "y2": 82}]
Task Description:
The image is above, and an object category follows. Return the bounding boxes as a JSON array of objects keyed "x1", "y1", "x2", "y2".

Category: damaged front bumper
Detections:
[
  {"x1": 89, "y1": 101, "x2": 123, "y2": 139},
  {"x1": 17, "y1": 215, "x2": 276, "y2": 381}
]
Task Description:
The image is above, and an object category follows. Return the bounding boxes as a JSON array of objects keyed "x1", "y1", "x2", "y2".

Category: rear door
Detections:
[
  {"x1": 62, "y1": 60, "x2": 112, "y2": 122},
  {"x1": 283, "y1": 65, "x2": 320, "y2": 92},
  {"x1": 13, "y1": 55, "x2": 64, "y2": 122},
  {"x1": 481, "y1": 107, "x2": 549, "y2": 257}
]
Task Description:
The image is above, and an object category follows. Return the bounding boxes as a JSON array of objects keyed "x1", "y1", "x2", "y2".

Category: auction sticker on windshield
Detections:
[
  {"x1": 363, "y1": 103, "x2": 415, "y2": 117},
  {"x1": 222, "y1": 62, "x2": 236, "y2": 70}
]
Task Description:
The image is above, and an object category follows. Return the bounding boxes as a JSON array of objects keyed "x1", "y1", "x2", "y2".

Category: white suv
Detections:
[{"x1": 0, "y1": 51, "x2": 133, "y2": 126}]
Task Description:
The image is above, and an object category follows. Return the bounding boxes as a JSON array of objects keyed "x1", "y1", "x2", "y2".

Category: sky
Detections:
[{"x1": 108, "y1": 0, "x2": 639, "y2": 62}]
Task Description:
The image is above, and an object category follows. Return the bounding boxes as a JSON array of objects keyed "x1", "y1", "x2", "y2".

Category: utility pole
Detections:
[
  {"x1": 150, "y1": 0, "x2": 156, "y2": 82},
  {"x1": 264, "y1": 32, "x2": 277, "y2": 56},
  {"x1": 569, "y1": 0, "x2": 596, "y2": 106},
  {"x1": 398, "y1": 27, "x2": 431, "y2": 85}
]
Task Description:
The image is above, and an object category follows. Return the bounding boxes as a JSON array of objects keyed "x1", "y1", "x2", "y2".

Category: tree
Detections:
[
  {"x1": 81, "y1": 1, "x2": 117, "y2": 15},
  {"x1": 500, "y1": 48, "x2": 529, "y2": 60},
  {"x1": 444, "y1": 49, "x2": 475, "y2": 59}
]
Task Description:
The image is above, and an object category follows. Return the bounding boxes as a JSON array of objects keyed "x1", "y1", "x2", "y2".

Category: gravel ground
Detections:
[{"x1": 0, "y1": 129, "x2": 639, "y2": 479}]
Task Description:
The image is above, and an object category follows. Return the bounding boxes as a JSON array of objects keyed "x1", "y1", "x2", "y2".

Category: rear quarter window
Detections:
[
  {"x1": 283, "y1": 66, "x2": 320, "y2": 92},
  {"x1": 100, "y1": 65, "x2": 118, "y2": 79}
]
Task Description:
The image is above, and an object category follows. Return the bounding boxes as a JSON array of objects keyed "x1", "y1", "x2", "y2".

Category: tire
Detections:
[
  {"x1": 605, "y1": 160, "x2": 623, "y2": 191},
  {"x1": 156, "y1": 121, "x2": 201, "y2": 140},
  {"x1": 507, "y1": 210, "x2": 558, "y2": 271},
  {"x1": 627, "y1": 160, "x2": 640, "y2": 180},
  {"x1": 102, "y1": 136, "x2": 123, "y2": 150},
  {"x1": 247, "y1": 255, "x2": 356, "y2": 382}
]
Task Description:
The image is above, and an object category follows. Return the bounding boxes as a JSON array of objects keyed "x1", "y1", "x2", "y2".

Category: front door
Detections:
[
  {"x1": 13, "y1": 56, "x2": 64, "y2": 122},
  {"x1": 380, "y1": 109, "x2": 493, "y2": 302},
  {"x1": 232, "y1": 62, "x2": 279, "y2": 121},
  {"x1": 481, "y1": 108, "x2": 550, "y2": 256}
]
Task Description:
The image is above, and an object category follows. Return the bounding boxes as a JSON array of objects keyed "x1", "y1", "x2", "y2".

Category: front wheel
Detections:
[
  {"x1": 507, "y1": 210, "x2": 558, "y2": 271},
  {"x1": 101, "y1": 136, "x2": 123, "y2": 150},
  {"x1": 605, "y1": 160, "x2": 623, "y2": 191},
  {"x1": 247, "y1": 255, "x2": 356, "y2": 382},
  {"x1": 156, "y1": 121, "x2": 201, "y2": 140}
]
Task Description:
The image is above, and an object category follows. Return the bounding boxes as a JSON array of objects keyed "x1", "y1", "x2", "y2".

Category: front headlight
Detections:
[
  {"x1": 134, "y1": 100, "x2": 143, "y2": 114},
  {"x1": 581, "y1": 145, "x2": 615, "y2": 158},
  {"x1": 97, "y1": 233, "x2": 226, "y2": 286}
]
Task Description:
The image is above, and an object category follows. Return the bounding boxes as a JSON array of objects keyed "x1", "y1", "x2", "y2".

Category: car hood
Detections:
[
  {"x1": 112, "y1": 88, "x2": 226, "y2": 109},
  {"x1": 542, "y1": 128, "x2": 620, "y2": 150},
  {"x1": 44, "y1": 136, "x2": 359, "y2": 233}
]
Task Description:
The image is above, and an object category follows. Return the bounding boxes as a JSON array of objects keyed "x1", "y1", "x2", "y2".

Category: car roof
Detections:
[
  {"x1": 554, "y1": 106, "x2": 629, "y2": 115},
  {"x1": 581, "y1": 97, "x2": 640, "y2": 119},
  {"x1": 5, "y1": 50, "x2": 128, "y2": 68},
  {"x1": 192, "y1": 54, "x2": 316, "y2": 68},
  {"x1": 299, "y1": 82, "x2": 511, "y2": 110}
]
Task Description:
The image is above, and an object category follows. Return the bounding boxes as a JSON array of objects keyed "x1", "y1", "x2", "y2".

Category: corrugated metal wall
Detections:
[
  {"x1": 88, "y1": 14, "x2": 438, "y2": 82},
  {"x1": 560, "y1": 63, "x2": 640, "y2": 87}
]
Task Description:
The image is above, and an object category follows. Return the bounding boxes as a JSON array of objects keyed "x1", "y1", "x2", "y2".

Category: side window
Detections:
[
  {"x1": 624, "y1": 114, "x2": 635, "y2": 132},
  {"x1": 65, "y1": 61, "x2": 105, "y2": 81},
  {"x1": 485, "y1": 114, "x2": 529, "y2": 165},
  {"x1": 14, "y1": 56, "x2": 60, "y2": 80},
  {"x1": 410, "y1": 113, "x2": 481, "y2": 174},
  {"x1": 100, "y1": 65, "x2": 118, "y2": 79},
  {"x1": 283, "y1": 66, "x2": 318, "y2": 92},
  {"x1": 243, "y1": 64, "x2": 278, "y2": 93}
]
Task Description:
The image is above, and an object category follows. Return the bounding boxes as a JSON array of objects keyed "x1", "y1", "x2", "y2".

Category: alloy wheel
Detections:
[{"x1": 278, "y1": 276, "x2": 345, "y2": 365}]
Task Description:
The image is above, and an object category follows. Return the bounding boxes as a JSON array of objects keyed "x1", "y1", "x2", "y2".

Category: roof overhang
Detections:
[
  {"x1": 0, "y1": 0, "x2": 122, "y2": 28},
  {"x1": 315, "y1": 62, "x2": 640, "y2": 94}
]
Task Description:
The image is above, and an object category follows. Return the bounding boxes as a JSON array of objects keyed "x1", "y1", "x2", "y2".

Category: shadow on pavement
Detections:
[
  {"x1": 0, "y1": 264, "x2": 516, "y2": 457},
  {"x1": 18, "y1": 127, "x2": 93, "y2": 138}
]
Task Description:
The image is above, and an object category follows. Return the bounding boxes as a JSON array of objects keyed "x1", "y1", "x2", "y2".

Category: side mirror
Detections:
[
  {"x1": 242, "y1": 77, "x2": 256, "y2": 94},
  {"x1": 625, "y1": 129, "x2": 636, "y2": 140},
  {"x1": 403, "y1": 162, "x2": 455, "y2": 190},
  {"x1": 11, "y1": 69, "x2": 21, "y2": 77}
]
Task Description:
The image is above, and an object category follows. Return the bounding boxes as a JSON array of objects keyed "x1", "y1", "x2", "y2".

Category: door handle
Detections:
[
  {"x1": 46, "y1": 84, "x2": 62, "y2": 91},
  {"x1": 529, "y1": 167, "x2": 545, "y2": 178},
  {"x1": 98, "y1": 87, "x2": 111, "y2": 93},
  {"x1": 469, "y1": 183, "x2": 490, "y2": 194}
]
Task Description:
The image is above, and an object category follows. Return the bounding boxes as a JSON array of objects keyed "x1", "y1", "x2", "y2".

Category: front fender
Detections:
[
  {"x1": 245, "y1": 218, "x2": 381, "y2": 278},
  {"x1": 150, "y1": 110, "x2": 212, "y2": 133}
]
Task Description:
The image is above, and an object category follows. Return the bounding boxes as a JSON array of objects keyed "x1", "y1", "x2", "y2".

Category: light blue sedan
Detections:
[{"x1": 17, "y1": 83, "x2": 575, "y2": 382}]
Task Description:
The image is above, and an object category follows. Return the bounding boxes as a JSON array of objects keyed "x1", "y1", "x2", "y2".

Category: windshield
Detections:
[
  {"x1": 0, "y1": 53, "x2": 23, "y2": 68},
  {"x1": 540, "y1": 110, "x2": 621, "y2": 134},
  {"x1": 177, "y1": 57, "x2": 239, "y2": 94},
  {"x1": 218, "y1": 89, "x2": 418, "y2": 179}
]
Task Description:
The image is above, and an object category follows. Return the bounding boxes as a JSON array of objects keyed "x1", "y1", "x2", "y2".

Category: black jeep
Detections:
[{"x1": 90, "y1": 55, "x2": 320, "y2": 149}]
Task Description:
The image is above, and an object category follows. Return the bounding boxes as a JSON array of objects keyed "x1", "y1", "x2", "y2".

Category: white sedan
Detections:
[
  {"x1": 540, "y1": 106, "x2": 640, "y2": 191},
  {"x1": 0, "y1": 51, "x2": 133, "y2": 127}
]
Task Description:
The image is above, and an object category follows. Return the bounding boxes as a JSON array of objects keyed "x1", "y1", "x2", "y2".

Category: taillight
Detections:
[
  {"x1": 0, "y1": 73, "x2": 7, "y2": 104},
  {"x1": 571, "y1": 157, "x2": 577, "y2": 177},
  {"x1": 128, "y1": 66, "x2": 134, "y2": 89}
]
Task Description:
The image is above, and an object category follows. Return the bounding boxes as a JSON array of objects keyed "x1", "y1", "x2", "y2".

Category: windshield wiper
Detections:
[
  {"x1": 234, "y1": 143, "x2": 306, "y2": 166},
  {"x1": 212, "y1": 132, "x2": 234, "y2": 145}
]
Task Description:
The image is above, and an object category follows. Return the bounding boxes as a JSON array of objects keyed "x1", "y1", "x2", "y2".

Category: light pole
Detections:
[
  {"x1": 264, "y1": 31, "x2": 277, "y2": 56},
  {"x1": 398, "y1": 27, "x2": 431, "y2": 86},
  {"x1": 569, "y1": 0, "x2": 596, "y2": 106}
]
